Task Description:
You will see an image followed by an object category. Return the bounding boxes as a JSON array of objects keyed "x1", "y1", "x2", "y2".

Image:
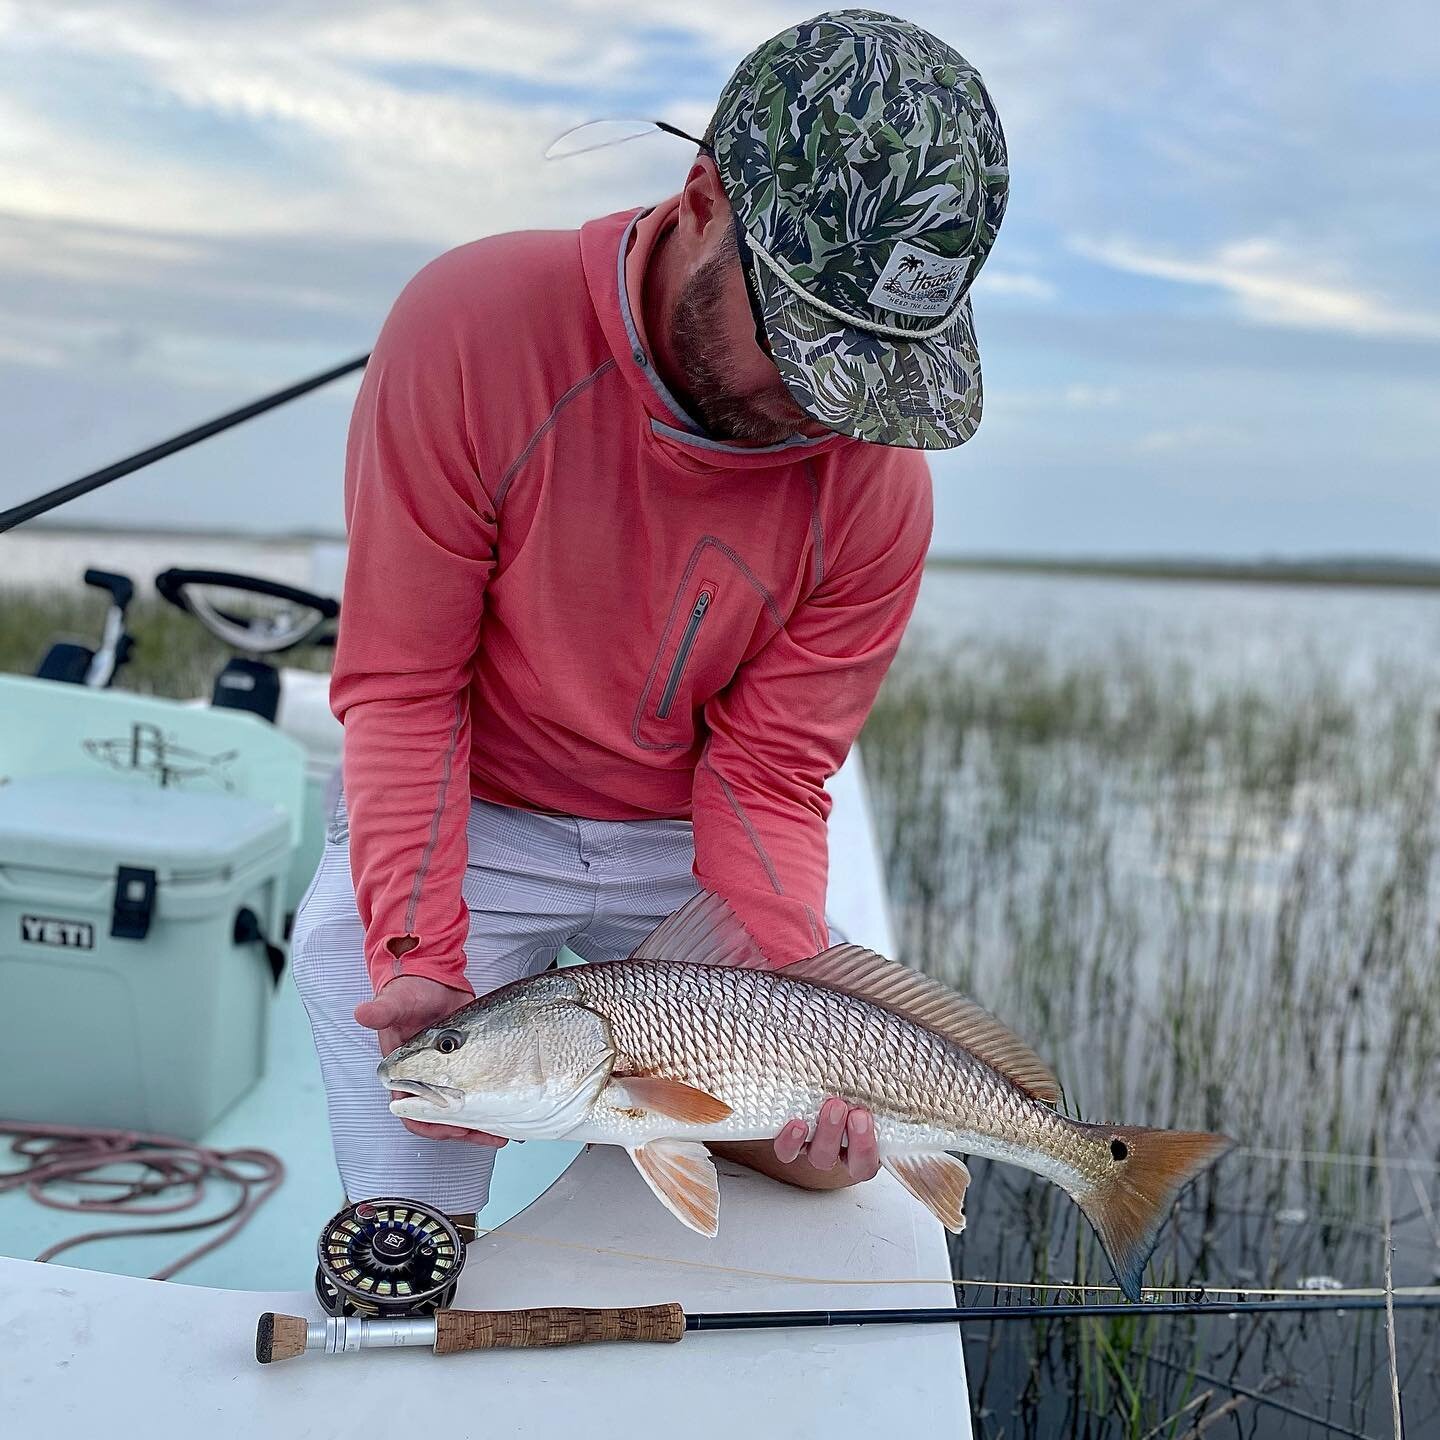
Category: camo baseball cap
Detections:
[{"x1": 710, "y1": 9, "x2": 1008, "y2": 449}]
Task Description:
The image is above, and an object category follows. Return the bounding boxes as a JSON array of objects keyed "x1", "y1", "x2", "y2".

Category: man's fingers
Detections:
[
  {"x1": 399, "y1": 1117, "x2": 507, "y2": 1146},
  {"x1": 768, "y1": 1103, "x2": 882, "y2": 1183},
  {"x1": 807, "y1": 1098, "x2": 849, "y2": 1171},
  {"x1": 388, "y1": 1091, "x2": 505, "y2": 1146},
  {"x1": 773, "y1": 1119, "x2": 808, "y2": 1165},
  {"x1": 843, "y1": 1106, "x2": 881, "y2": 1181},
  {"x1": 353, "y1": 995, "x2": 395, "y2": 1031},
  {"x1": 355, "y1": 976, "x2": 474, "y2": 1040}
]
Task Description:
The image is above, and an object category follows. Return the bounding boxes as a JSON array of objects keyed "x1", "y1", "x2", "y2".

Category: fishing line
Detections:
[
  {"x1": 0, "y1": 1120, "x2": 284, "y2": 1280},
  {"x1": 465, "y1": 1223, "x2": 1440, "y2": 1303},
  {"x1": 454, "y1": 1140, "x2": 1439, "y2": 1297},
  {"x1": 460, "y1": 1142, "x2": 1438, "y2": 1292}
]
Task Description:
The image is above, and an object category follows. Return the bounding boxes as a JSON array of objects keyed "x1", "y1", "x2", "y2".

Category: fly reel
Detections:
[{"x1": 315, "y1": 1198, "x2": 473, "y2": 1317}]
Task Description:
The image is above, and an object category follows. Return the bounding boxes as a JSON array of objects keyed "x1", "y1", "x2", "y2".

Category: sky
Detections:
[{"x1": 0, "y1": 1, "x2": 1436, "y2": 559}]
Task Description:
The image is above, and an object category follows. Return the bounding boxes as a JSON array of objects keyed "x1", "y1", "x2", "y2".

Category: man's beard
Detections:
[{"x1": 668, "y1": 244, "x2": 809, "y2": 445}]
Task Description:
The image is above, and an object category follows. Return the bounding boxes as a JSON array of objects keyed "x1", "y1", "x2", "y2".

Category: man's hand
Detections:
[
  {"x1": 773, "y1": 1099, "x2": 880, "y2": 1182},
  {"x1": 354, "y1": 974, "x2": 506, "y2": 1148},
  {"x1": 712, "y1": 1098, "x2": 880, "y2": 1191}
]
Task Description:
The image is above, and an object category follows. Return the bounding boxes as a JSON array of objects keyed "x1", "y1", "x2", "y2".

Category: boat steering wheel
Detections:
[{"x1": 155, "y1": 567, "x2": 339, "y2": 657}]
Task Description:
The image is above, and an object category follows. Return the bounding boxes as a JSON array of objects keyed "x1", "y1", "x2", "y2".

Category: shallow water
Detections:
[
  {"x1": 868, "y1": 570, "x2": 1440, "y2": 1438},
  {"x1": 911, "y1": 568, "x2": 1440, "y2": 696}
]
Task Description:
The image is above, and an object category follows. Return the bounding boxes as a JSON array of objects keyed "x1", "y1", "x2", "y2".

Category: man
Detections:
[{"x1": 291, "y1": 9, "x2": 1008, "y2": 1214}]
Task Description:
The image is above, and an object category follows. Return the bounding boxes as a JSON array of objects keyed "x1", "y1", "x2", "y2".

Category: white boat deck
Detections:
[
  {"x1": 2, "y1": 749, "x2": 973, "y2": 1434},
  {"x1": 6, "y1": 1144, "x2": 966, "y2": 1438}
]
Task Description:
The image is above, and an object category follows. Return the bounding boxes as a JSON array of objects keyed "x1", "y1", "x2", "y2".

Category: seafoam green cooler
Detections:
[
  {"x1": 0, "y1": 675, "x2": 306, "y2": 1139},
  {"x1": 0, "y1": 775, "x2": 293, "y2": 1138}
]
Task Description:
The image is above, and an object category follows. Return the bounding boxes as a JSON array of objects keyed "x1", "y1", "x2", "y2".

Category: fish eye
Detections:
[
  {"x1": 1110, "y1": 1138, "x2": 1128, "y2": 1162},
  {"x1": 435, "y1": 1030, "x2": 465, "y2": 1055}
]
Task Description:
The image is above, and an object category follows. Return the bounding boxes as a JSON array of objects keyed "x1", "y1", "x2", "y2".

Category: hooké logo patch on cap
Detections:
[{"x1": 867, "y1": 240, "x2": 968, "y2": 318}]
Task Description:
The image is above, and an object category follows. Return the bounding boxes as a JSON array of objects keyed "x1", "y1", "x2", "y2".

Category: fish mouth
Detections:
[{"x1": 384, "y1": 1076, "x2": 465, "y2": 1111}]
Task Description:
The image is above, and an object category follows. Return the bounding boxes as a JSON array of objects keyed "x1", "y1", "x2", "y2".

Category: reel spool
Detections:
[{"x1": 315, "y1": 1198, "x2": 470, "y2": 1317}]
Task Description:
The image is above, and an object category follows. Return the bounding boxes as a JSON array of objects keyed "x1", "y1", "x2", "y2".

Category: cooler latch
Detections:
[{"x1": 111, "y1": 866, "x2": 158, "y2": 940}]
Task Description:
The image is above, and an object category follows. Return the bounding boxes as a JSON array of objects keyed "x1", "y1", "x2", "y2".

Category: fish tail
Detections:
[{"x1": 1070, "y1": 1122, "x2": 1233, "y2": 1301}]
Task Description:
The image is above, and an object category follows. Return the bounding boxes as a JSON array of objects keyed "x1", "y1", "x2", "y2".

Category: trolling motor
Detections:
[{"x1": 34, "y1": 569, "x2": 138, "y2": 687}]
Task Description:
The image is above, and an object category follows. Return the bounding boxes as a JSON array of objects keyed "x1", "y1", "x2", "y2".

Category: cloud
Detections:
[
  {"x1": 1074, "y1": 235, "x2": 1440, "y2": 341},
  {"x1": 975, "y1": 267, "x2": 1056, "y2": 302},
  {"x1": 992, "y1": 382, "x2": 1123, "y2": 417},
  {"x1": 0, "y1": 1, "x2": 750, "y2": 243},
  {"x1": 1133, "y1": 422, "x2": 1246, "y2": 455},
  {"x1": 1063, "y1": 383, "x2": 1122, "y2": 408}
]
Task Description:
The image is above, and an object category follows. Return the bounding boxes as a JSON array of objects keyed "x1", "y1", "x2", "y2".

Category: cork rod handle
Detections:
[{"x1": 434, "y1": 1302, "x2": 686, "y2": 1352}]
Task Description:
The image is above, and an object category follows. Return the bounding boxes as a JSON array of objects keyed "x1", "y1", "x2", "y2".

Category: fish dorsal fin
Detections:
[
  {"x1": 781, "y1": 945, "x2": 1060, "y2": 1106},
  {"x1": 629, "y1": 890, "x2": 770, "y2": 969}
]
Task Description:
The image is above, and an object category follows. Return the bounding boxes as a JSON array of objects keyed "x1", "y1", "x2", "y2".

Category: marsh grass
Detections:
[{"x1": 863, "y1": 636, "x2": 1440, "y2": 1436}]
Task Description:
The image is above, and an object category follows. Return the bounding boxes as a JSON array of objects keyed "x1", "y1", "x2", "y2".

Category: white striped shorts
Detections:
[{"x1": 290, "y1": 788, "x2": 773, "y2": 1212}]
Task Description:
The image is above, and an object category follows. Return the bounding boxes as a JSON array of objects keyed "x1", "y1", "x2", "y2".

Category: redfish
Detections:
[{"x1": 379, "y1": 891, "x2": 1230, "y2": 1299}]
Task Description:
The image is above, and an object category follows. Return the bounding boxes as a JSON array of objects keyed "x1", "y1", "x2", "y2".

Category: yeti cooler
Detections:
[{"x1": 0, "y1": 774, "x2": 292, "y2": 1138}]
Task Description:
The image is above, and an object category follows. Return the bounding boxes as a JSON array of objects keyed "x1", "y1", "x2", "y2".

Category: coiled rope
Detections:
[{"x1": 1, "y1": 1120, "x2": 284, "y2": 1280}]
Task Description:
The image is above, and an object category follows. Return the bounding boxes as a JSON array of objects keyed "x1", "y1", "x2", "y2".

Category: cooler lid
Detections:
[{"x1": 0, "y1": 774, "x2": 291, "y2": 881}]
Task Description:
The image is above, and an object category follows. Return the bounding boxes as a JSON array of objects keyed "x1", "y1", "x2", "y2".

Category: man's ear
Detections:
[{"x1": 677, "y1": 153, "x2": 731, "y2": 253}]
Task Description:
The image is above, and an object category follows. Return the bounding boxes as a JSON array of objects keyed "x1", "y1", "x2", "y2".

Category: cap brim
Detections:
[{"x1": 754, "y1": 264, "x2": 983, "y2": 450}]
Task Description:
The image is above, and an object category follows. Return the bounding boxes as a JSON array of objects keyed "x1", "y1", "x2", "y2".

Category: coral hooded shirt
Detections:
[{"x1": 332, "y1": 194, "x2": 933, "y2": 995}]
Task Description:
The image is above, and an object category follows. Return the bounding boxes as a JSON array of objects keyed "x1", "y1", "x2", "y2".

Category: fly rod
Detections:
[{"x1": 256, "y1": 1293, "x2": 1440, "y2": 1362}]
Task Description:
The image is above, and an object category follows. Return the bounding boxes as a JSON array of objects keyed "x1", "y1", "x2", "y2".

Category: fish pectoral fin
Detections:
[
  {"x1": 628, "y1": 1139, "x2": 721, "y2": 1237},
  {"x1": 607, "y1": 1074, "x2": 733, "y2": 1124},
  {"x1": 883, "y1": 1153, "x2": 971, "y2": 1234}
]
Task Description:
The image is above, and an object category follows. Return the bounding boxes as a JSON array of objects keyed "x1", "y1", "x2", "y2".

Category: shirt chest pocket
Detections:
[
  {"x1": 655, "y1": 580, "x2": 716, "y2": 721},
  {"x1": 632, "y1": 541, "x2": 782, "y2": 752}
]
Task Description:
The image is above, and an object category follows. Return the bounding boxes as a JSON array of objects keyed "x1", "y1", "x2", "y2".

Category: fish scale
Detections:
[{"x1": 571, "y1": 959, "x2": 1047, "y2": 1154}]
